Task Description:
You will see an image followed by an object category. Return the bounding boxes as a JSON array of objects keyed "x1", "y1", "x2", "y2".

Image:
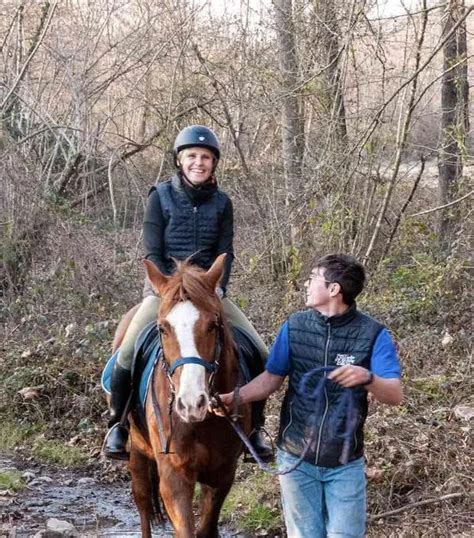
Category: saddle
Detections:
[{"x1": 101, "y1": 322, "x2": 262, "y2": 408}]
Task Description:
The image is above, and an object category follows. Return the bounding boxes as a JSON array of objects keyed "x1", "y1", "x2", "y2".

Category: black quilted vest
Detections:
[
  {"x1": 156, "y1": 175, "x2": 230, "y2": 274},
  {"x1": 277, "y1": 305, "x2": 383, "y2": 467}
]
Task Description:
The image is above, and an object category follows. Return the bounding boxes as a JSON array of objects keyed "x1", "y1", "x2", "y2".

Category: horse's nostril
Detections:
[
  {"x1": 197, "y1": 394, "x2": 207, "y2": 410},
  {"x1": 177, "y1": 397, "x2": 185, "y2": 411}
]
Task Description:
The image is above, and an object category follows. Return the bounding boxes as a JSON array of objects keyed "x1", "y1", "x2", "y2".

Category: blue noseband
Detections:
[{"x1": 167, "y1": 356, "x2": 218, "y2": 377}]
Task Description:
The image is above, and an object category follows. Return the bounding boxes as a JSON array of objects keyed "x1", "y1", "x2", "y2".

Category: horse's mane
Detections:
[{"x1": 161, "y1": 260, "x2": 222, "y2": 315}]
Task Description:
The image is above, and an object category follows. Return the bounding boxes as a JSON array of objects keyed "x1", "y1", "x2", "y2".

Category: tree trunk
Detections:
[
  {"x1": 313, "y1": 0, "x2": 347, "y2": 144},
  {"x1": 273, "y1": 0, "x2": 305, "y2": 249},
  {"x1": 437, "y1": 0, "x2": 469, "y2": 254}
]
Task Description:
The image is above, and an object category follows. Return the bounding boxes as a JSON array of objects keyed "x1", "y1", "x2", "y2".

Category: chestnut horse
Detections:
[{"x1": 113, "y1": 254, "x2": 251, "y2": 538}]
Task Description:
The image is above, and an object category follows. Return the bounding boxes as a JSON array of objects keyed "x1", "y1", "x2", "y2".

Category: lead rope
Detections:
[{"x1": 213, "y1": 366, "x2": 358, "y2": 475}]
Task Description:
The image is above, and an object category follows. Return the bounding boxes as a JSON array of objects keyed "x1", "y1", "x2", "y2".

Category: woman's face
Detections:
[{"x1": 178, "y1": 147, "x2": 214, "y2": 185}]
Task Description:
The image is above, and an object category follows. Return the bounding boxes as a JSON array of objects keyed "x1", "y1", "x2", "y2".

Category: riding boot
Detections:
[
  {"x1": 248, "y1": 399, "x2": 273, "y2": 463},
  {"x1": 102, "y1": 363, "x2": 132, "y2": 460},
  {"x1": 236, "y1": 340, "x2": 273, "y2": 462}
]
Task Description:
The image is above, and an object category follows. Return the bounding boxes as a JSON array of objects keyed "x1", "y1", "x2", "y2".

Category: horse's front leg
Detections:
[
  {"x1": 196, "y1": 465, "x2": 237, "y2": 538},
  {"x1": 129, "y1": 448, "x2": 155, "y2": 538},
  {"x1": 158, "y1": 458, "x2": 196, "y2": 538}
]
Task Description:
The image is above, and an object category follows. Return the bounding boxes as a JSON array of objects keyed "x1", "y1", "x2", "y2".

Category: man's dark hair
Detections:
[{"x1": 314, "y1": 253, "x2": 366, "y2": 305}]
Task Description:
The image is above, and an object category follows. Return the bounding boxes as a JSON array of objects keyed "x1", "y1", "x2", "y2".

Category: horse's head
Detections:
[{"x1": 144, "y1": 255, "x2": 227, "y2": 423}]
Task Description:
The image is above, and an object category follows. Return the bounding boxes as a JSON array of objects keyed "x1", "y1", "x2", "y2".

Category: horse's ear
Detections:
[
  {"x1": 143, "y1": 259, "x2": 169, "y2": 295},
  {"x1": 206, "y1": 254, "x2": 226, "y2": 290}
]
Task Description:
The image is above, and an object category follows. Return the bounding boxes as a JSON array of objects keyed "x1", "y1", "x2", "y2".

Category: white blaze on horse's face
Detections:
[{"x1": 166, "y1": 301, "x2": 210, "y2": 422}]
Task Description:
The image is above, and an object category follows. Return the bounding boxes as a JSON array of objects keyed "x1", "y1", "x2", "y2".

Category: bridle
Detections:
[
  {"x1": 151, "y1": 310, "x2": 225, "y2": 453},
  {"x1": 160, "y1": 312, "x2": 224, "y2": 393}
]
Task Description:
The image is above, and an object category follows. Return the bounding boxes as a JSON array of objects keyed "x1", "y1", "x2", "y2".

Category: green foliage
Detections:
[
  {"x1": 249, "y1": 255, "x2": 260, "y2": 272},
  {"x1": 411, "y1": 375, "x2": 449, "y2": 401},
  {"x1": 1, "y1": 237, "x2": 26, "y2": 265},
  {"x1": 3, "y1": 367, "x2": 44, "y2": 392},
  {"x1": 365, "y1": 254, "x2": 464, "y2": 330},
  {"x1": 221, "y1": 470, "x2": 282, "y2": 532},
  {"x1": 0, "y1": 470, "x2": 26, "y2": 492},
  {"x1": 286, "y1": 246, "x2": 302, "y2": 286},
  {"x1": 44, "y1": 190, "x2": 72, "y2": 212},
  {"x1": 442, "y1": 123, "x2": 468, "y2": 163},
  {"x1": 1, "y1": 236, "x2": 31, "y2": 292},
  {"x1": 317, "y1": 205, "x2": 355, "y2": 241},
  {"x1": 235, "y1": 296, "x2": 248, "y2": 310},
  {"x1": 239, "y1": 504, "x2": 280, "y2": 530},
  {"x1": 363, "y1": 139, "x2": 377, "y2": 155},
  {"x1": 398, "y1": 219, "x2": 433, "y2": 247},
  {"x1": 0, "y1": 422, "x2": 43, "y2": 451},
  {"x1": 32, "y1": 438, "x2": 88, "y2": 467}
]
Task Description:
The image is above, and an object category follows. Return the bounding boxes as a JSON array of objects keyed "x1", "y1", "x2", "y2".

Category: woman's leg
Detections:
[
  {"x1": 221, "y1": 298, "x2": 272, "y2": 461},
  {"x1": 103, "y1": 295, "x2": 159, "y2": 460},
  {"x1": 117, "y1": 295, "x2": 160, "y2": 369},
  {"x1": 221, "y1": 298, "x2": 268, "y2": 360}
]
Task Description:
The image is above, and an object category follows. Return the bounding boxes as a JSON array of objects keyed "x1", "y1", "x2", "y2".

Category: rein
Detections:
[{"x1": 213, "y1": 366, "x2": 359, "y2": 476}]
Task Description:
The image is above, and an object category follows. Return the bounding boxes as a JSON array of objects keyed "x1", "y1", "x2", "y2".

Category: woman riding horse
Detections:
[{"x1": 103, "y1": 125, "x2": 271, "y2": 461}]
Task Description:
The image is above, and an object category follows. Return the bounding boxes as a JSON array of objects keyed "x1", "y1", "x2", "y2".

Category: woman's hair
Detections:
[
  {"x1": 173, "y1": 125, "x2": 220, "y2": 165},
  {"x1": 177, "y1": 146, "x2": 216, "y2": 164},
  {"x1": 313, "y1": 254, "x2": 366, "y2": 305}
]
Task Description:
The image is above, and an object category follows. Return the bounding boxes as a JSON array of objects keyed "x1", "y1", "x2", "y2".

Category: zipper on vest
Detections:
[
  {"x1": 281, "y1": 401, "x2": 294, "y2": 440},
  {"x1": 315, "y1": 322, "x2": 331, "y2": 465},
  {"x1": 193, "y1": 206, "x2": 198, "y2": 251}
]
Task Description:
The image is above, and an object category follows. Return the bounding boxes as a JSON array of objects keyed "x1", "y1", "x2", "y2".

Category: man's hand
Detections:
[
  {"x1": 209, "y1": 392, "x2": 233, "y2": 416},
  {"x1": 329, "y1": 365, "x2": 402, "y2": 405},
  {"x1": 209, "y1": 371, "x2": 286, "y2": 415},
  {"x1": 328, "y1": 365, "x2": 372, "y2": 387}
]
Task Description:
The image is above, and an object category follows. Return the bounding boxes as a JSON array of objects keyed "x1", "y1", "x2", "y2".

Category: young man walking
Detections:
[{"x1": 218, "y1": 253, "x2": 402, "y2": 537}]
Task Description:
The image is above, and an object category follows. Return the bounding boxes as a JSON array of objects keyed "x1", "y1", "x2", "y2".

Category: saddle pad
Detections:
[
  {"x1": 101, "y1": 321, "x2": 161, "y2": 407},
  {"x1": 101, "y1": 323, "x2": 262, "y2": 406}
]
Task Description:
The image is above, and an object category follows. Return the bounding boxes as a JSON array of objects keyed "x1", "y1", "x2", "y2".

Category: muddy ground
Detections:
[{"x1": 0, "y1": 455, "x2": 244, "y2": 538}]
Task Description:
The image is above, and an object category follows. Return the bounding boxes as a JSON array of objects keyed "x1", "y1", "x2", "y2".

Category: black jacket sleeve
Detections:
[
  {"x1": 217, "y1": 196, "x2": 234, "y2": 293},
  {"x1": 143, "y1": 188, "x2": 170, "y2": 275}
]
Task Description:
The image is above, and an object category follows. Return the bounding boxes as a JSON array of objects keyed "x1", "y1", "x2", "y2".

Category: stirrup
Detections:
[{"x1": 102, "y1": 424, "x2": 130, "y2": 461}]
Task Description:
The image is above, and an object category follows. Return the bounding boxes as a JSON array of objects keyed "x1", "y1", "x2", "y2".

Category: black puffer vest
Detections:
[
  {"x1": 156, "y1": 175, "x2": 230, "y2": 274},
  {"x1": 277, "y1": 305, "x2": 383, "y2": 467}
]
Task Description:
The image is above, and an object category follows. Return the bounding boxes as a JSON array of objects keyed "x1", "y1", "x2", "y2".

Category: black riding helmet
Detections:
[{"x1": 173, "y1": 125, "x2": 220, "y2": 167}]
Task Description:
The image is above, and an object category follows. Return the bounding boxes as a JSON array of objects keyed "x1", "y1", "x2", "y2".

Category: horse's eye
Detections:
[
  {"x1": 158, "y1": 325, "x2": 166, "y2": 335},
  {"x1": 207, "y1": 321, "x2": 217, "y2": 333}
]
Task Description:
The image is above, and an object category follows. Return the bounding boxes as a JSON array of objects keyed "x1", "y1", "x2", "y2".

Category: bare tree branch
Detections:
[
  {"x1": 368, "y1": 493, "x2": 466, "y2": 522},
  {"x1": 1, "y1": 1, "x2": 59, "y2": 111},
  {"x1": 408, "y1": 189, "x2": 474, "y2": 218}
]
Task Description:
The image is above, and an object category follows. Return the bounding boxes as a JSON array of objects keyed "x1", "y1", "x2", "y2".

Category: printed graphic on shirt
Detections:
[{"x1": 335, "y1": 353, "x2": 356, "y2": 366}]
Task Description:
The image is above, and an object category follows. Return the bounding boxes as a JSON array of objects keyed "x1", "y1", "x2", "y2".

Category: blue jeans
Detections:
[{"x1": 277, "y1": 449, "x2": 366, "y2": 538}]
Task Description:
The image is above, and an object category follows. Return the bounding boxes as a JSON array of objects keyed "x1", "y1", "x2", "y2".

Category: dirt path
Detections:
[{"x1": 0, "y1": 456, "x2": 240, "y2": 537}]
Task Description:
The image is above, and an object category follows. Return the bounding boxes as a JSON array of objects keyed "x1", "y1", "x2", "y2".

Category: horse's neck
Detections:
[{"x1": 216, "y1": 342, "x2": 240, "y2": 393}]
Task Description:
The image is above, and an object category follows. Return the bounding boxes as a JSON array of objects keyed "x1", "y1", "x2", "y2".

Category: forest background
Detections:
[{"x1": 1, "y1": 0, "x2": 472, "y2": 535}]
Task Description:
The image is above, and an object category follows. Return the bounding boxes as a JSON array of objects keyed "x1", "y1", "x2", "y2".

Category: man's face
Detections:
[
  {"x1": 304, "y1": 267, "x2": 334, "y2": 308},
  {"x1": 178, "y1": 147, "x2": 214, "y2": 185}
]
